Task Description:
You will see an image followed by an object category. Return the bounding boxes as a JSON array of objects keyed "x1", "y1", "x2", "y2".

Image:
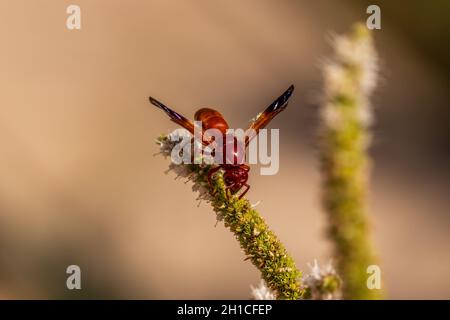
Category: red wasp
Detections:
[{"x1": 150, "y1": 85, "x2": 294, "y2": 198}]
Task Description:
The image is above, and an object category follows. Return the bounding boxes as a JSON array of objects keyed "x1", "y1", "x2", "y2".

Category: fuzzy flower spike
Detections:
[{"x1": 319, "y1": 23, "x2": 382, "y2": 299}]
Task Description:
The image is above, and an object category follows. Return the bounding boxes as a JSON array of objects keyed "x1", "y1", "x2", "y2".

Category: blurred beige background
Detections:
[{"x1": 0, "y1": 0, "x2": 449, "y2": 299}]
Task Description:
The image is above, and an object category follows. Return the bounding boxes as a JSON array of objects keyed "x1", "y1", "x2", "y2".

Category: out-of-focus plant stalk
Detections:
[{"x1": 319, "y1": 23, "x2": 382, "y2": 299}]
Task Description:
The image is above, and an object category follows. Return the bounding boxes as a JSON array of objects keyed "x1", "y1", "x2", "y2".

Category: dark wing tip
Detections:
[
  {"x1": 285, "y1": 84, "x2": 295, "y2": 99},
  {"x1": 149, "y1": 96, "x2": 184, "y2": 121},
  {"x1": 267, "y1": 84, "x2": 295, "y2": 112},
  {"x1": 149, "y1": 96, "x2": 163, "y2": 109}
]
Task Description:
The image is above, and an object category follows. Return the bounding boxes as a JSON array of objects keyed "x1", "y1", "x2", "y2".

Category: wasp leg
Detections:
[{"x1": 238, "y1": 183, "x2": 250, "y2": 199}]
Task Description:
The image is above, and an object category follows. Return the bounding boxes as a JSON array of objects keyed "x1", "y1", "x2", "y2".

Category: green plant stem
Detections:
[{"x1": 189, "y1": 163, "x2": 303, "y2": 300}]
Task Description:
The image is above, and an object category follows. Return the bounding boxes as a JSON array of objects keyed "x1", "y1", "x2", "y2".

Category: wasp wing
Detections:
[
  {"x1": 149, "y1": 96, "x2": 195, "y2": 134},
  {"x1": 245, "y1": 85, "x2": 294, "y2": 146}
]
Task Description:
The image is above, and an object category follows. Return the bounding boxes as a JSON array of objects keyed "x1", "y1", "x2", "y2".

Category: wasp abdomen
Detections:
[{"x1": 194, "y1": 108, "x2": 229, "y2": 134}]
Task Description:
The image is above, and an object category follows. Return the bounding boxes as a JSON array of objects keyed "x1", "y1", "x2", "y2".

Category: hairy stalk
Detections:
[
  {"x1": 156, "y1": 132, "x2": 304, "y2": 299},
  {"x1": 319, "y1": 23, "x2": 382, "y2": 299}
]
